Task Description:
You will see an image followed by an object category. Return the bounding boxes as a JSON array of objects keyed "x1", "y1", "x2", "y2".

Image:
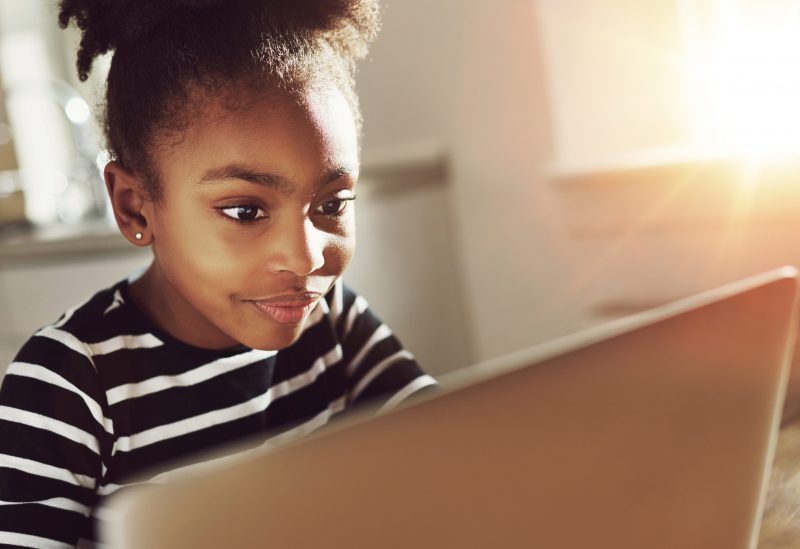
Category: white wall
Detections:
[
  {"x1": 535, "y1": 0, "x2": 690, "y2": 164},
  {"x1": 359, "y1": 0, "x2": 577, "y2": 360},
  {"x1": 355, "y1": 0, "x2": 481, "y2": 367}
]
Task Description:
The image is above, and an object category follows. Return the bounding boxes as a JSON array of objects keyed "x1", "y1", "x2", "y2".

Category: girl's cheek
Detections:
[{"x1": 326, "y1": 234, "x2": 355, "y2": 271}]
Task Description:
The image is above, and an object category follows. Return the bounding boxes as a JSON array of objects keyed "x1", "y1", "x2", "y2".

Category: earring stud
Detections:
[{"x1": 135, "y1": 232, "x2": 143, "y2": 241}]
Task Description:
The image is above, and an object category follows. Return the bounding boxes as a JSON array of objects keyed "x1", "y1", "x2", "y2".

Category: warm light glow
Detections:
[{"x1": 685, "y1": 0, "x2": 800, "y2": 156}]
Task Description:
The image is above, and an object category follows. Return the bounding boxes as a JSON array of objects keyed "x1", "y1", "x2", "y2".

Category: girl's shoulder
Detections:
[
  {"x1": 9, "y1": 279, "x2": 137, "y2": 382},
  {"x1": 54, "y1": 280, "x2": 126, "y2": 327},
  {"x1": 39, "y1": 279, "x2": 132, "y2": 347},
  {"x1": 2, "y1": 283, "x2": 125, "y2": 411}
]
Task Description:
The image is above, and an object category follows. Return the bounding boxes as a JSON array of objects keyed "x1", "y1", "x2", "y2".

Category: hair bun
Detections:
[
  {"x1": 60, "y1": 0, "x2": 380, "y2": 81},
  {"x1": 59, "y1": 0, "x2": 231, "y2": 80}
]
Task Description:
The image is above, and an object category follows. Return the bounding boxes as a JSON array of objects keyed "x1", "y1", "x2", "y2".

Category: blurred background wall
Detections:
[{"x1": 2, "y1": 0, "x2": 800, "y2": 379}]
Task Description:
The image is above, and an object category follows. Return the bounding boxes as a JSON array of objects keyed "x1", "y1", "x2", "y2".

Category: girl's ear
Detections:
[{"x1": 104, "y1": 161, "x2": 154, "y2": 246}]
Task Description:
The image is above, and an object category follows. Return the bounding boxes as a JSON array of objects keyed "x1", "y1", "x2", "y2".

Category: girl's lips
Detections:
[{"x1": 248, "y1": 297, "x2": 317, "y2": 324}]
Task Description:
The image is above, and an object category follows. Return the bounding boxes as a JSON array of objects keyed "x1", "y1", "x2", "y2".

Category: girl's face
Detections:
[{"x1": 138, "y1": 86, "x2": 359, "y2": 350}]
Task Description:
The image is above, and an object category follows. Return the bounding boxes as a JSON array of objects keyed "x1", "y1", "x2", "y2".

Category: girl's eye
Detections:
[
  {"x1": 218, "y1": 205, "x2": 267, "y2": 222},
  {"x1": 316, "y1": 194, "x2": 356, "y2": 216}
]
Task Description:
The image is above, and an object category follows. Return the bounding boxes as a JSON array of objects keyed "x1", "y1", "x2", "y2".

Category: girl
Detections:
[{"x1": 0, "y1": 0, "x2": 436, "y2": 546}]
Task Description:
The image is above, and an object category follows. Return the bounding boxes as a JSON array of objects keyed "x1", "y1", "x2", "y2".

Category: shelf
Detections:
[{"x1": 546, "y1": 144, "x2": 800, "y2": 188}]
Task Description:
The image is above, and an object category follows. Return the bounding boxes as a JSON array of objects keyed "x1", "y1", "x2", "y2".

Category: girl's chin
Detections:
[{"x1": 236, "y1": 326, "x2": 305, "y2": 352}]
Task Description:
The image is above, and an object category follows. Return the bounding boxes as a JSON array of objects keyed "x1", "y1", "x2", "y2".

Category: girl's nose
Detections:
[{"x1": 268, "y1": 217, "x2": 326, "y2": 276}]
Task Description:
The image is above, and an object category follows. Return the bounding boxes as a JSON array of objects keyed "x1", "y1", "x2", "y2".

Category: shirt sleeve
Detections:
[
  {"x1": 327, "y1": 282, "x2": 437, "y2": 411},
  {"x1": 0, "y1": 330, "x2": 108, "y2": 548}
]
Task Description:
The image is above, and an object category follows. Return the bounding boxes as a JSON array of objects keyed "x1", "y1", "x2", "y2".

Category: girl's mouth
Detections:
[{"x1": 247, "y1": 296, "x2": 318, "y2": 324}]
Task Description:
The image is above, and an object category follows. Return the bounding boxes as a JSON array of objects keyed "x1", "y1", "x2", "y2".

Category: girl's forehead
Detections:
[
  {"x1": 185, "y1": 84, "x2": 356, "y2": 144},
  {"x1": 155, "y1": 85, "x2": 359, "y2": 184}
]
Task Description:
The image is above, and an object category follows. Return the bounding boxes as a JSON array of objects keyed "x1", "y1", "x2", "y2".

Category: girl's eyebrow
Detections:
[
  {"x1": 198, "y1": 165, "x2": 292, "y2": 192},
  {"x1": 198, "y1": 163, "x2": 357, "y2": 193}
]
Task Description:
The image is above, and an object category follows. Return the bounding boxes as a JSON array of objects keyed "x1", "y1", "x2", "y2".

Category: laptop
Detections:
[{"x1": 102, "y1": 266, "x2": 799, "y2": 549}]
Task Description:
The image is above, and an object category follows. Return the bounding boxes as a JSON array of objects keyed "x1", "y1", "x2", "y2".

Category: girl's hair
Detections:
[{"x1": 58, "y1": 0, "x2": 380, "y2": 199}]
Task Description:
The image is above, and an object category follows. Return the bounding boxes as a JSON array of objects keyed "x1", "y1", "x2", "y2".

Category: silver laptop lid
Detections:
[{"x1": 105, "y1": 267, "x2": 798, "y2": 549}]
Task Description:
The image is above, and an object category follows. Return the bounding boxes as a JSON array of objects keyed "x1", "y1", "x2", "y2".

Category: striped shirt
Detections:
[{"x1": 0, "y1": 278, "x2": 435, "y2": 548}]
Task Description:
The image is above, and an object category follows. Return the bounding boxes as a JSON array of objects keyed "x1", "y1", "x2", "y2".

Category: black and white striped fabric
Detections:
[{"x1": 0, "y1": 279, "x2": 435, "y2": 548}]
